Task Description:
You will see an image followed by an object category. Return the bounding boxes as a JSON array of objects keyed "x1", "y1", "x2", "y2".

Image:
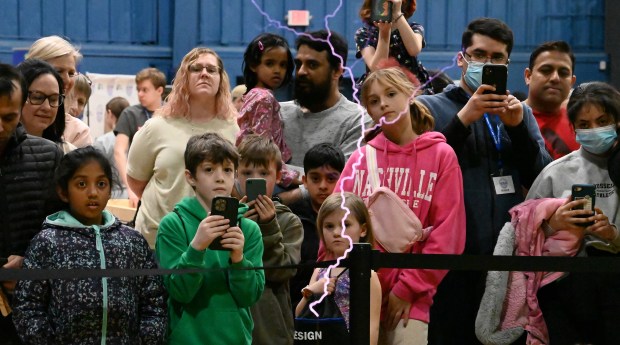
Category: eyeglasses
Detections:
[
  {"x1": 188, "y1": 63, "x2": 221, "y2": 76},
  {"x1": 27, "y1": 91, "x2": 64, "y2": 108},
  {"x1": 461, "y1": 51, "x2": 508, "y2": 65}
]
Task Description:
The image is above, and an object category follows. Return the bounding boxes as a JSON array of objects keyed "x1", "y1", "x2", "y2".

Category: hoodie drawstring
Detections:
[{"x1": 93, "y1": 225, "x2": 108, "y2": 345}]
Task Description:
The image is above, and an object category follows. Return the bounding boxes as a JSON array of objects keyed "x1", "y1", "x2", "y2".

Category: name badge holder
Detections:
[{"x1": 484, "y1": 113, "x2": 515, "y2": 195}]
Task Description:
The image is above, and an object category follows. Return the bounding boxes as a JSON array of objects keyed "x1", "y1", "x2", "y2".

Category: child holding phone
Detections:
[
  {"x1": 156, "y1": 132, "x2": 265, "y2": 345},
  {"x1": 355, "y1": 0, "x2": 432, "y2": 93},
  {"x1": 12, "y1": 147, "x2": 167, "y2": 344},
  {"x1": 236, "y1": 135, "x2": 303, "y2": 345}
]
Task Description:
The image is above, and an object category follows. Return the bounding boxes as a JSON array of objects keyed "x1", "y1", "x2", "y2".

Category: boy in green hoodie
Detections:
[
  {"x1": 236, "y1": 135, "x2": 303, "y2": 345},
  {"x1": 156, "y1": 132, "x2": 265, "y2": 345}
]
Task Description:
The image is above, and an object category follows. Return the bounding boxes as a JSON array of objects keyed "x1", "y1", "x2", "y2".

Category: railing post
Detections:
[{"x1": 349, "y1": 243, "x2": 372, "y2": 345}]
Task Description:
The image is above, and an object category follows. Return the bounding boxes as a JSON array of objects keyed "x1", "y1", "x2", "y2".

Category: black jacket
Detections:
[{"x1": 0, "y1": 124, "x2": 62, "y2": 257}]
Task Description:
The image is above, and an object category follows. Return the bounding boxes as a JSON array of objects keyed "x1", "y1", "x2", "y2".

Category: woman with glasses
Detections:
[
  {"x1": 26, "y1": 35, "x2": 93, "y2": 148},
  {"x1": 16, "y1": 59, "x2": 75, "y2": 153},
  {"x1": 126, "y1": 47, "x2": 239, "y2": 248}
]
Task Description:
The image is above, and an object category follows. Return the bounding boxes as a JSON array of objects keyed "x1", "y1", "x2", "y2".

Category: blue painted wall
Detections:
[{"x1": 0, "y1": 0, "x2": 607, "y2": 94}]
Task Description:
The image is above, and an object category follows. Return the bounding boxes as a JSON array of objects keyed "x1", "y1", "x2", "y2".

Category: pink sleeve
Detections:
[
  {"x1": 236, "y1": 90, "x2": 276, "y2": 147},
  {"x1": 391, "y1": 150, "x2": 466, "y2": 304}
]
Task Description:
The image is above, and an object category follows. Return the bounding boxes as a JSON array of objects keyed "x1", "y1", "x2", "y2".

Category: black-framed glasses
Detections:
[
  {"x1": 188, "y1": 63, "x2": 221, "y2": 76},
  {"x1": 27, "y1": 91, "x2": 64, "y2": 108},
  {"x1": 462, "y1": 51, "x2": 508, "y2": 65}
]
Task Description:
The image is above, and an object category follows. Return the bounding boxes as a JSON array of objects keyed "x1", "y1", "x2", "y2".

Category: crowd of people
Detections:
[{"x1": 1, "y1": 1, "x2": 619, "y2": 344}]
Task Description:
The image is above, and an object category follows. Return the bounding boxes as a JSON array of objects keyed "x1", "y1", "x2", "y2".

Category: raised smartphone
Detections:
[
  {"x1": 246, "y1": 178, "x2": 267, "y2": 203},
  {"x1": 209, "y1": 196, "x2": 239, "y2": 251},
  {"x1": 482, "y1": 64, "x2": 508, "y2": 95},
  {"x1": 371, "y1": 0, "x2": 393, "y2": 22}
]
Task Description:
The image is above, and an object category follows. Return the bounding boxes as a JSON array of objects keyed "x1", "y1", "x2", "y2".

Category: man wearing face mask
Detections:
[
  {"x1": 417, "y1": 18, "x2": 552, "y2": 345},
  {"x1": 525, "y1": 81, "x2": 620, "y2": 344}
]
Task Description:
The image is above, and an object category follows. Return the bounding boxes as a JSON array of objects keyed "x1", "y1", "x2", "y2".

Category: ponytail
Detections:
[{"x1": 410, "y1": 101, "x2": 434, "y2": 134}]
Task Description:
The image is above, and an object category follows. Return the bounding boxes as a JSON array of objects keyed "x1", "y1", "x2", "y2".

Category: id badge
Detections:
[{"x1": 491, "y1": 173, "x2": 515, "y2": 195}]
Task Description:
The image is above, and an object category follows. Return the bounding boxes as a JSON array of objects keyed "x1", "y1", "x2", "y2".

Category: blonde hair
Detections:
[
  {"x1": 231, "y1": 84, "x2": 247, "y2": 101},
  {"x1": 361, "y1": 67, "x2": 434, "y2": 135},
  {"x1": 26, "y1": 35, "x2": 82, "y2": 63},
  {"x1": 316, "y1": 192, "x2": 375, "y2": 247},
  {"x1": 157, "y1": 47, "x2": 234, "y2": 120}
]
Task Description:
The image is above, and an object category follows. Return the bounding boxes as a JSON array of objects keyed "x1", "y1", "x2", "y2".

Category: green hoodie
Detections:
[{"x1": 156, "y1": 197, "x2": 265, "y2": 345}]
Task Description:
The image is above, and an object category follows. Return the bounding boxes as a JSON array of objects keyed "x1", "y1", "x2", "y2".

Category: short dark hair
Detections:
[
  {"x1": 184, "y1": 132, "x2": 239, "y2": 176},
  {"x1": 462, "y1": 18, "x2": 514, "y2": 56},
  {"x1": 55, "y1": 146, "x2": 117, "y2": 200},
  {"x1": 296, "y1": 30, "x2": 348, "y2": 70},
  {"x1": 528, "y1": 40, "x2": 575, "y2": 73},
  {"x1": 135, "y1": 67, "x2": 167, "y2": 89},
  {"x1": 567, "y1": 82, "x2": 620, "y2": 125},
  {"x1": 17, "y1": 59, "x2": 66, "y2": 143},
  {"x1": 237, "y1": 134, "x2": 283, "y2": 172},
  {"x1": 303, "y1": 143, "x2": 346, "y2": 174},
  {"x1": 243, "y1": 33, "x2": 294, "y2": 92},
  {"x1": 105, "y1": 97, "x2": 130, "y2": 120},
  {"x1": 0, "y1": 63, "x2": 27, "y2": 105}
]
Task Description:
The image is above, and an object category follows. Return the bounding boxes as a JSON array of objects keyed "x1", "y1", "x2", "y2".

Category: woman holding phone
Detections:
[{"x1": 525, "y1": 81, "x2": 620, "y2": 344}]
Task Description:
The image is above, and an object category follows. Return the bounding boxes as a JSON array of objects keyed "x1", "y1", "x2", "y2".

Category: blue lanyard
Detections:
[
  {"x1": 483, "y1": 113, "x2": 503, "y2": 172},
  {"x1": 142, "y1": 107, "x2": 152, "y2": 120}
]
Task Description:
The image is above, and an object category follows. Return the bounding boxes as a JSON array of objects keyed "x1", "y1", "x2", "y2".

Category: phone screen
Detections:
[
  {"x1": 371, "y1": 0, "x2": 393, "y2": 22},
  {"x1": 209, "y1": 196, "x2": 239, "y2": 251}
]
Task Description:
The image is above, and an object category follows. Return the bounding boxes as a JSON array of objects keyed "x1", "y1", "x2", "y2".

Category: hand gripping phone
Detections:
[
  {"x1": 209, "y1": 196, "x2": 239, "y2": 251},
  {"x1": 246, "y1": 178, "x2": 267, "y2": 203},
  {"x1": 571, "y1": 184, "x2": 596, "y2": 227},
  {"x1": 371, "y1": 0, "x2": 393, "y2": 22},
  {"x1": 482, "y1": 64, "x2": 508, "y2": 95}
]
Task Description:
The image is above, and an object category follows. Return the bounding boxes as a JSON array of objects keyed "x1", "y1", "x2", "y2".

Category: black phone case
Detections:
[
  {"x1": 246, "y1": 178, "x2": 267, "y2": 203},
  {"x1": 571, "y1": 184, "x2": 596, "y2": 226},
  {"x1": 209, "y1": 196, "x2": 239, "y2": 251},
  {"x1": 371, "y1": 0, "x2": 393, "y2": 22},
  {"x1": 482, "y1": 64, "x2": 508, "y2": 95}
]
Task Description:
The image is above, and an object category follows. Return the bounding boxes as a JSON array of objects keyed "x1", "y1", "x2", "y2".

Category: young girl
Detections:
[
  {"x1": 12, "y1": 147, "x2": 167, "y2": 344},
  {"x1": 295, "y1": 192, "x2": 382, "y2": 345},
  {"x1": 334, "y1": 67, "x2": 466, "y2": 344},
  {"x1": 355, "y1": 0, "x2": 432, "y2": 93},
  {"x1": 237, "y1": 33, "x2": 299, "y2": 187}
]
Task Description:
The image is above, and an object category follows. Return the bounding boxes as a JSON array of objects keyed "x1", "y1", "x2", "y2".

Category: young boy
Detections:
[
  {"x1": 287, "y1": 143, "x2": 346, "y2": 307},
  {"x1": 236, "y1": 135, "x2": 303, "y2": 345},
  {"x1": 94, "y1": 97, "x2": 130, "y2": 198},
  {"x1": 71, "y1": 74, "x2": 92, "y2": 118},
  {"x1": 156, "y1": 132, "x2": 265, "y2": 345},
  {"x1": 114, "y1": 67, "x2": 166, "y2": 206}
]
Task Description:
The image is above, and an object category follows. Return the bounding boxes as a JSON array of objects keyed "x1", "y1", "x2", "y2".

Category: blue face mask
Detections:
[
  {"x1": 462, "y1": 53, "x2": 485, "y2": 92},
  {"x1": 575, "y1": 124, "x2": 618, "y2": 155}
]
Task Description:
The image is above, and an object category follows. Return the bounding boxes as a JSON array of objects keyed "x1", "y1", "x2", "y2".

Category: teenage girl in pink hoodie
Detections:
[{"x1": 335, "y1": 67, "x2": 466, "y2": 344}]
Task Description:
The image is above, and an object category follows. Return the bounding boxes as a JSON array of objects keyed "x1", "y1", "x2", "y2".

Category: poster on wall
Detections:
[{"x1": 84, "y1": 73, "x2": 139, "y2": 139}]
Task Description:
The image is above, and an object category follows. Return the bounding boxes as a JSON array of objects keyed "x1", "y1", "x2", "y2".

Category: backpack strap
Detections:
[{"x1": 365, "y1": 145, "x2": 381, "y2": 191}]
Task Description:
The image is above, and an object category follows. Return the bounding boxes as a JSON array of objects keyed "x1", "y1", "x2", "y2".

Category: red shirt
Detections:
[{"x1": 532, "y1": 107, "x2": 580, "y2": 160}]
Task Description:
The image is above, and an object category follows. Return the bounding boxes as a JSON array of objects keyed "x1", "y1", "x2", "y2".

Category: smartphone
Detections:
[
  {"x1": 482, "y1": 64, "x2": 508, "y2": 95},
  {"x1": 0, "y1": 257, "x2": 7, "y2": 267},
  {"x1": 246, "y1": 178, "x2": 267, "y2": 203},
  {"x1": 209, "y1": 196, "x2": 239, "y2": 251},
  {"x1": 371, "y1": 0, "x2": 393, "y2": 22},
  {"x1": 571, "y1": 184, "x2": 596, "y2": 227}
]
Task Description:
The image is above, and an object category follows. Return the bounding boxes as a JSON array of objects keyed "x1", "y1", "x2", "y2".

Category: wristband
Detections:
[{"x1": 393, "y1": 13, "x2": 404, "y2": 23}]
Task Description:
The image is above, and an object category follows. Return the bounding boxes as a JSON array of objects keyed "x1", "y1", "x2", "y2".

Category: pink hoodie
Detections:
[{"x1": 330, "y1": 131, "x2": 466, "y2": 323}]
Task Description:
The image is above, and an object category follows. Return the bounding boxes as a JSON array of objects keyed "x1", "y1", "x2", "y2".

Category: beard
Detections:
[{"x1": 294, "y1": 75, "x2": 332, "y2": 110}]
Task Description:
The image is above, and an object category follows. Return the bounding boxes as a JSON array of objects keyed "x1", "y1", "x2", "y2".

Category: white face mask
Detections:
[{"x1": 575, "y1": 124, "x2": 618, "y2": 154}]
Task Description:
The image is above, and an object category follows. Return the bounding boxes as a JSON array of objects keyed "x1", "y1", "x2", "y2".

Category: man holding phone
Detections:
[{"x1": 417, "y1": 18, "x2": 552, "y2": 344}]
